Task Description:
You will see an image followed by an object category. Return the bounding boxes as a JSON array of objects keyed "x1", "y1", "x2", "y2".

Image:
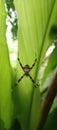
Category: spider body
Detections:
[
  {"x1": 23, "y1": 65, "x2": 31, "y2": 76},
  {"x1": 15, "y1": 57, "x2": 38, "y2": 87}
]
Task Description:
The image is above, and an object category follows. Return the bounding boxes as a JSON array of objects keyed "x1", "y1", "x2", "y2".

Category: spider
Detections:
[{"x1": 15, "y1": 57, "x2": 38, "y2": 87}]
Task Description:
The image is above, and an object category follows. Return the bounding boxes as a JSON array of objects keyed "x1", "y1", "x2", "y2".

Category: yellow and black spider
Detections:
[{"x1": 15, "y1": 57, "x2": 39, "y2": 87}]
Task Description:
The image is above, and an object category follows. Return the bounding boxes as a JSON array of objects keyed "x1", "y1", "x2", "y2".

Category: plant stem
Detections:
[{"x1": 37, "y1": 70, "x2": 57, "y2": 130}]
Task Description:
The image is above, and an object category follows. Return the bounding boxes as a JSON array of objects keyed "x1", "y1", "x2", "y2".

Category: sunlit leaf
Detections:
[
  {"x1": 14, "y1": 0, "x2": 57, "y2": 129},
  {"x1": 0, "y1": 0, "x2": 13, "y2": 129}
]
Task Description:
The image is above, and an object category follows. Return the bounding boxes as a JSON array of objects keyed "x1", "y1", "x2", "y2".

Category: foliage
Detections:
[
  {"x1": 43, "y1": 97, "x2": 57, "y2": 130},
  {"x1": 0, "y1": 0, "x2": 57, "y2": 130},
  {"x1": 5, "y1": 0, "x2": 18, "y2": 40},
  {"x1": 0, "y1": 0, "x2": 13, "y2": 129}
]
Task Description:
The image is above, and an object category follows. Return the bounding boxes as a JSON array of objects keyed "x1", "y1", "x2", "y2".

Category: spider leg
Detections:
[
  {"x1": 18, "y1": 57, "x2": 24, "y2": 70},
  {"x1": 30, "y1": 58, "x2": 37, "y2": 70},
  {"x1": 28, "y1": 74, "x2": 38, "y2": 88},
  {"x1": 15, "y1": 73, "x2": 25, "y2": 86}
]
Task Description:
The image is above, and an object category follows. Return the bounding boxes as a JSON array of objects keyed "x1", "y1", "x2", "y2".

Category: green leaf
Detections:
[
  {"x1": 14, "y1": 0, "x2": 57, "y2": 130},
  {"x1": 42, "y1": 45, "x2": 57, "y2": 85},
  {"x1": 0, "y1": 1, "x2": 13, "y2": 129},
  {"x1": 43, "y1": 107, "x2": 57, "y2": 130},
  {"x1": 42, "y1": 96, "x2": 57, "y2": 130}
]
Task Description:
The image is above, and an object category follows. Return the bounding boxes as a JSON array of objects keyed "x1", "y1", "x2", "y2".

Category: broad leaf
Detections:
[
  {"x1": 0, "y1": 0, "x2": 13, "y2": 129},
  {"x1": 14, "y1": 0, "x2": 57, "y2": 130}
]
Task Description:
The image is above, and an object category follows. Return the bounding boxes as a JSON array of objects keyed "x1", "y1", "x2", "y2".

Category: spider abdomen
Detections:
[{"x1": 23, "y1": 65, "x2": 30, "y2": 76}]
